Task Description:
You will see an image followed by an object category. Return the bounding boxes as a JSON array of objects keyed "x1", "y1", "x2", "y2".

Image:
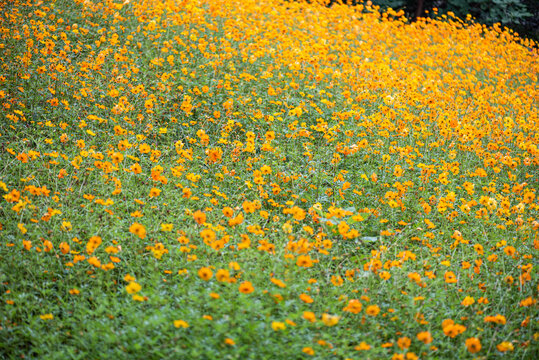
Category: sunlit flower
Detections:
[
  {"x1": 126, "y1": 282, "x2": 141, "y2": 294},
  {"x1": 239, "y1": 281, "x2": 254, "y2": 294},
  {"x1": 365, "y1": 305, "x2": 380, "y2": 317},
  {"x1": 198, "y1": 267, "x2": 213, "y2": 281},
  {"x1": 465, "y1": 337, "x2": 481, "y2": 353},
  {"x1": 174, "y1": 320, "x2": 189, "y2": 328},
  {"x1": 321, "y1": 313, "x2": 340, "y2": 326},
  {"x1": 129, "y1": 222, "x2": 146, "y2": 239}
]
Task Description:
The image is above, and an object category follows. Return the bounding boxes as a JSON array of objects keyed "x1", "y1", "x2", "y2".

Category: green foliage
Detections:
[
  {"x1": 444, "y1": 0, "x2": 531, "y2": 25},
  {"x1": 0, "y1": 0, "x2": 537, "y2": 358},
  {"x1": 368, "y1": 0, "x2": 536, "y2": 38}
]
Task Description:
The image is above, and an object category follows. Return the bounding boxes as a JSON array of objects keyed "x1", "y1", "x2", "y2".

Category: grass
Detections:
[{"x1": 0, "y1": 0, "x2": 538, "y2": 358}]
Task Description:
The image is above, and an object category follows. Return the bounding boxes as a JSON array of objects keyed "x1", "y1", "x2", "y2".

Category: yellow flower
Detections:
[
  {"x1": 17, "y1": 223, "x2": 27, "y2": 234},
  {"x1": 129, "y1": 222, "x2": 146, "y2": 239},
  {"x1": 271, "y1": 321, "x2": 286, "y2": 331},
  {"x1": 40, "y1": 313, "x2": 54, "y2": 320},
  {"x1": 321, "y1": 313, "x2": 340, "y2": 326},
  {"x1": 161, "y1": 223, "x2": 173, "y2": 232},
  {"x1": 61, "y1": 221, "x2": 72, "y2": 231},
  {"x1": 496, "y1": 341, "x2": 514, "y2": 352},
  {"x1": 461, "y1": 296, "x2": 475, "y2": 306},
  {"x1": 125, "y1": 281, "x2": 141, "y2": 294},
  {"x1": 174, "y1": 320, "x2": 189, "y2": 328}
]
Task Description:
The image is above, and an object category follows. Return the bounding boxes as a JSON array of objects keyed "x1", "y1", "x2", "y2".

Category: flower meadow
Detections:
[{"x1": 0, "y1": 0, "x2": 538, "y2": 358}]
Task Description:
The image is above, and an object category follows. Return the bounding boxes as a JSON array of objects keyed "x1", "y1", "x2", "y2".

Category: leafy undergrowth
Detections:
[{"x1": 0, "y1": 0, "x2": 538, "y2": 359}]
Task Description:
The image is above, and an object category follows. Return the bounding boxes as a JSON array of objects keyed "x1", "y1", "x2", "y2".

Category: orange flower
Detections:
[
  {"x1": 296, "y1": 255, "x2": 313, "y2": 267},
  {"x1": 242, "y1": 200, "x2": 255, "y2": 213},
  {"x1": 87, "y1": 256, "x2": 101, "y2": 268},
  {"x1": 444, "y1": 271, "x2": 458, "y2": 284},
  {"x1": 149, "y1": 188, "x2": 161, "y2": 198},
  {"x1": 200, "y1": 228, "x2": 216, "y2": 243},
  {"x1": 222, "y1": 207, "x2": 234, "y2": 217},
  {"x1": 416, "y1": 331, "x2": 432, "y2": 344},
  {"x1": 111, "y1": 152, "x2": 124, "y2": 164},
  {"x1": 59, "y1": 242, "x2": 70, "y2": 254},
  {"x1": 216, "y1": 269, "x2": 230, "y2": 282},
  {"x1": 343, "y1": 299, "x2": 362, "y2": 314},
  {"x1": 130, "y1": 163, "x2": 142, "y2": 174},
  {"x1": 193, "y1": 210, "x2": 206, "y2": 225},
  {"x1": 270, "y1": 278, "x2": 286, "y2": 288},
  {"x1": 393, "y1": 165, "x2": 403, "y2": 177},
  {"x1": 198, "y1": 267, "x2": 213, "y2": 281},
  {"x1": 355, "y1": 342, "x2": 371, "y2": 351},
  {"x1": 238, "y1": 281, "x2": 254, "y2": 294},
  {"x1": 86, "y1": 235, "x2": 102, "y2": 254},
  {"x1": 397, "y1": 337, "x2": 411, "y2": 350},
  {"x1": 139, "y1": 143, "x2": 151, "y2": 154},
  {"x1": 365, "y1": 305, "x2": 380, "y2": 317},
  {"x1": 465, "y1": 338, "x2": 481, "y2": 353},
  {"x1": 443, "y1": 323, "x2": 466, "y2": 338},
  {"x1": 302, "y1": 311, "x2": 316, "y2": 322},
  {"x1": 129, "y1": 222, "x2": 146, "y2": 239},
  {"x1": 299, "y1": 293, "x2": 314, "y2": 304}
]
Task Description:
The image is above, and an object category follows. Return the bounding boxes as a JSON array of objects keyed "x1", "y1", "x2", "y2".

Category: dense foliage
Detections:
[
  {"x1": 0, "y1": 0, "x2": 537, "y2": 359},
  {"x1": 343, "y1": 0, "x2": 538, "y2": 40}
]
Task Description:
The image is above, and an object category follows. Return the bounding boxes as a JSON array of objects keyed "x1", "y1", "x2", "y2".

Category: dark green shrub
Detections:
[{"x1": 331, "y1": 0, "x2": 537, "y2": 40}]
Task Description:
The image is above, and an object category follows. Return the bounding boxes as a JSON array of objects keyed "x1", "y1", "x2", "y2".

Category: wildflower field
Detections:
[{"x1": 0, "y1": 0, "x2": 538, "y2": 358}]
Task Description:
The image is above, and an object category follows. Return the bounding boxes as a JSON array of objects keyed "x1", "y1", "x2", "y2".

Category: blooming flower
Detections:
[{"x1": 239, "y1": 281, "x2": 254, "y2": 294}]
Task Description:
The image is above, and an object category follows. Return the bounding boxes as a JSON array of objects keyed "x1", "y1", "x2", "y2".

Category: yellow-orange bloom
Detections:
[
  {"x1": 365, "y1": 305, "x2": 380, "y2": 317},
  {"x1": 129, "y1": 222, "x2": 146, "y2": 239},
  {"x1": 193, "y1": 210, "x2": 206, "y2": 225},
  {"x1": 238, "y1": 281, "x2": 254, "y2": 294},
  {"x1": 303, "y1": 311, "x2": 316, "y2": 322},
  {"x1": 198, "y1": 267, "x2": 213, "y2": 281},
  {"x1": 126, "y1": 281, "x2": 141, "y2": 294},
  {"x1": 465, "y1": 338, "x2": 481, "y2": 353},
  {"x1": 173, "y1": 320, "x2": 189, "y2": 328},
  {"x1": 343, "y1": 299, "x2": 362, "y2": 314}
]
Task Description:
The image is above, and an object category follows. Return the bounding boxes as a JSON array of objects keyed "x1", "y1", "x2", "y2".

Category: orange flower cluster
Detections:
[{"x1": 0, "y1": 0, "x2": 536, "y2": 357}]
